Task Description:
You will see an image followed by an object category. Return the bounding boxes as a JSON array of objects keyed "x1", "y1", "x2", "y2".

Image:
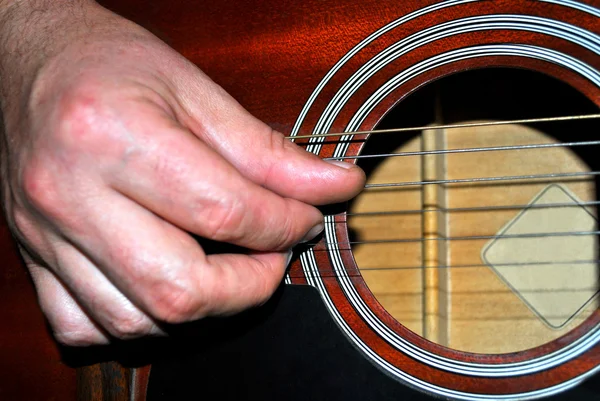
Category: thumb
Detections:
[{"x1": 176, "y1": 73, "x2": 366, "y2": 205}]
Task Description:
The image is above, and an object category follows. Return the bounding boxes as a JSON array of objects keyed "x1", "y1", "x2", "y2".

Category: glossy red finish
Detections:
[{"x1": 1, "y1": 0, "x2": 598, "y2": 399}]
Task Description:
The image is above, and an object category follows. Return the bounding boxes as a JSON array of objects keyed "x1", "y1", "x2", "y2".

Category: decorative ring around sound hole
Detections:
[{"x1": 288, "y1": 6, "x2": 600, "y2": 398}]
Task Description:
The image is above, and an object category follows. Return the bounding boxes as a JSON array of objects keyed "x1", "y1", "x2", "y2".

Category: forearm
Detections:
[
  {"x1": 0, "y1": 0, "x2": 154, "y2": 123},
  {"x1": 0, "y1": 0, "x2": 88, "y2": 28},
  {"x1": 0, "y1": 0, "x2": 93, "y2": 60},
  {"x1": 0, "y1": 1, "x2": 93, "y2": 107}
]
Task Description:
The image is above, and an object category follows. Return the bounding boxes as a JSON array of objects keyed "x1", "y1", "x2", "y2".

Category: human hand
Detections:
[{"x1": 0, "y1": 0, "x2": 365, "y2": 345}]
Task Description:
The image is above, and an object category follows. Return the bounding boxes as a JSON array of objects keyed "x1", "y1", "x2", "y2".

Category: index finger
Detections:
[{"x1": 107, "y1": 122, "x2": 324, "y2": 252}]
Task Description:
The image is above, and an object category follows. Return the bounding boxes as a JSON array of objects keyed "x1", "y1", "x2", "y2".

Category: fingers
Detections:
[
  {"x1": 24, "y1": 254, "x2": 109, "y2": 346},
  {"x1": 23, "y1": 244, "x2": 163, "y2": 345},
  {"x1": 19, "y1": 187, "x2": 292, "y2": 343},
  {"x1": 9, "y1": 55, "x2": 365, "y2": 348},
  {"x1": 45, "y1": 187, "x2": 289, "y2": 323},
  {"x1": 13, "y1": 95, "x2": 326, "y2": 345},
  {"x1": 172, "y1": 71, "x2": 366, "y2": 205},
  {"x1": 108, "y1": 122, "x2": 324, "y2": 252},
  {"x1": 200, "y1": 250, "x2": 291, "y2": 315}
]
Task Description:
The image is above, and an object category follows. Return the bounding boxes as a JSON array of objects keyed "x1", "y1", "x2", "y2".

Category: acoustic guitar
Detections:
[{"x1": 1, "y1": 0, "x2": 599, "y2": 400}]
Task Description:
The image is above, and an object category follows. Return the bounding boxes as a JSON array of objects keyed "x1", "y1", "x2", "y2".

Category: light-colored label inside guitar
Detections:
[{"x1": 482, "y1": 184, "x2": 599, "y2": 329}]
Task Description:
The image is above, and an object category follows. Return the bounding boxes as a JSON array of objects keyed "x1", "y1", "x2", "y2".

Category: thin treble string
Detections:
[
  {"x1": 288, "y1": 114, "x2": 600, "y2": 242},
  {"x1": 326, "y1": 140, "x2": 600, "y2": 161},
  {"x1": 303, "y1": 230, "x2": 600, "y2": 247},
  {"x1": 288, "y1": 115, "x2": 600, "y2": 275},
  {"x1": 309, "y1": 259, "x2": 600, "y2": 272},
  {"x1": 294, "y1": 273, "x2": 600, "y2": 285},
  {"x1": 324, "y1": 200, "x2": 600, "y2": 218},
  {"x1": 294, "y1": 261, "x2": 600, "y2": 280},
  {"x1": 364, "y1": 171, "x2": 600, "y2": 189},
  {"x1": 285, "y1": 113, "x2": 600, "y2": 140}
]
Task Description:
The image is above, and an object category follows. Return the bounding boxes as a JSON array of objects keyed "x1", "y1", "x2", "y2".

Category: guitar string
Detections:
[
  {"x1": 322, "y1": 203, "x2": 600, "y2": 248},
  {"x1": 325, "y1": 139, "x2": 600, "y2": 161},
  {"x1": 326, "y1": 200, "x2": 600, "y2": 217},
  {"x1": 304, "y1": 229, "x2": 600, "y2": 247},
  {"x1": 289, "y1": 259, "x2": 600, "y2": 273},
  {"x1": 284, "y1": 114, "x2": 600, "y2": 187},
  {"x1": 364, "y1": 171, "x2": 600, "y2": 188},
  {"x1": 286, "y1": 113, "x2": 600, "y2": 140},
  {"x1": 291, "y1": 273, "x2": 600, "y2": 289},
  {"x1": 288, "y1": 114, "x2": 600, "y2": 270}
]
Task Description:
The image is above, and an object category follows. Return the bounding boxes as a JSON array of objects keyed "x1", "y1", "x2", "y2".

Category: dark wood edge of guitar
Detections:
[{"x1": 77, "y1": 364, "x2": 150, "y2": 401}]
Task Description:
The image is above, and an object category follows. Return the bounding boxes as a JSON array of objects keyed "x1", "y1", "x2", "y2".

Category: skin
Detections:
[{"x1": 0, "y1": 0, "x2": 365, "y2": 346}]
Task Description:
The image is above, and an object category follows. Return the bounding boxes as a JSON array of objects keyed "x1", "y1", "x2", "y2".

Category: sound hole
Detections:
[{"x1": 348, "y1": 68, "x2": 600, "y2": 354}]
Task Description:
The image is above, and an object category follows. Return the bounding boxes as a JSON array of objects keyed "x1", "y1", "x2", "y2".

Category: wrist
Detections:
[
  {"x1": 0, "y1": 1, "x2": 90, "y2": 24},
  {"x1": 0, "y1": 0, "x2": 100, "y2": 122},
  {"x1": 0, "y1": 0, "x2": 100, "y2": 94}
]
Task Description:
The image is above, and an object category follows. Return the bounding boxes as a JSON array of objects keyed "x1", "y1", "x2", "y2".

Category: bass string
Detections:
[{"x1": 290, "y1": 113, "x2": 600, "y2": 258}]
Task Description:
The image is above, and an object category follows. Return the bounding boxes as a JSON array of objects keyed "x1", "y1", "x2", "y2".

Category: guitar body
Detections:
[{"x1": 1, "y1": 0, "x2": 599, "y2": 399}]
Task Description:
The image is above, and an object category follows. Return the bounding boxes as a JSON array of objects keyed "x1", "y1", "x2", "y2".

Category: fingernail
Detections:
[
  {"x1": 301, "y1": 223, "x2": 324, "y2": 243},
  {"x1": 325, "y1": 159, "x2": 355, "y2": 169},
  {"x1": 285, "y1": 250, "x2": 293, "y2": 267}
]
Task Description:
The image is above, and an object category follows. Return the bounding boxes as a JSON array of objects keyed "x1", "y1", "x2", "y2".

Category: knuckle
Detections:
[
  {"x1": 53, "y1": 87, "x2": 109, "y2": 153},
  {"x1": 199, "y1": 196, "x2": 246, "y2": 242},
  {"x1": 9, "y1": 207, "x2": 40, "y2": 250},
  {"x1": 148, "y1": 280, "x2": 205, "y2": 324},
  {"x1": 49, "y1": 80, "x2": 127, "y2": 160},
  {"x1": 18, "y1": 160, "x2": 81, "y2": 231},
  {"x1": 40, "y1": 299, "x2": 105, "y2": 346},
  {"x1": 266, "y1": 127, "x2": 305, "y2": 163},
  {"x1": 272, "y1": 202, "x2": 299, "y2": 248},
  {"x1": 19, "y1": 161, "x2": 61, "y2": 216},
  {"x1": 106, "y1": 313, "x2": 153, "y2": 340},
  {"x1": 53, "y1": 328, "x2": 103, "y2": 347},
  {"x1": 49, "y1": 311, "x2": 106, "y2": 346},
  {"x1": 266, "y1": 127, "x2": 288, "y2": 155},
  {"x1": 260, "y1": 129, "x2": 289, "y2": 182},
  {"x1": 10, "y1": 206, "x2": 30, "y2": 237}
]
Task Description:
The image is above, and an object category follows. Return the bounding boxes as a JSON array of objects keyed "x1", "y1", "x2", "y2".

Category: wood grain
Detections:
[{"x1": 351, "y1": 123, "x2": 598, "y2": 354}]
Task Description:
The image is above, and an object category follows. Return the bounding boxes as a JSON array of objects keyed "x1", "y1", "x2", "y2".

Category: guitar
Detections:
[{"x1": 1, "y1": 0, "x2": 599, "y2": 399}]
